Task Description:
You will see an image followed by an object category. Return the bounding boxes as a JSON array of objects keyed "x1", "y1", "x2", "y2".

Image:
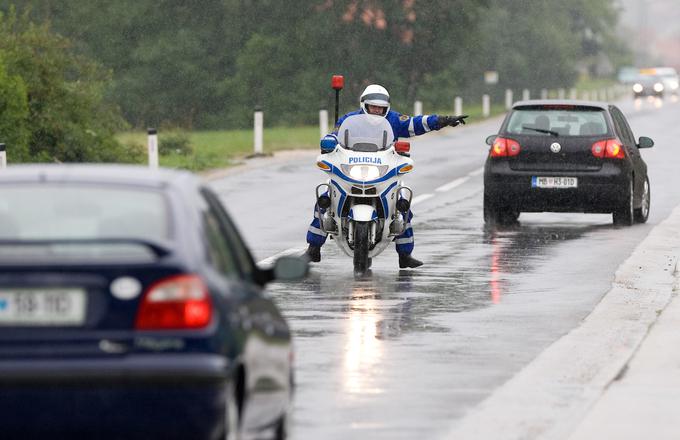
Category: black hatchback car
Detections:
[
  {"x1": 484, "y1": 100, "x2": 654, "y2": 226},
  {"x1": 0, "y1": 165, "x2": 307, "y2": 439}
]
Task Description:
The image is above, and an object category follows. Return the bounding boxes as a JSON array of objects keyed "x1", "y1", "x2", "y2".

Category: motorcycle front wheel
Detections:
[{"x1": 353, "y1": 221, "x2": 370, "y2": 274}]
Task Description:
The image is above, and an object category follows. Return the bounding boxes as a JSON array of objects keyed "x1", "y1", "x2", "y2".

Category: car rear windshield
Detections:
[
  {"x1": 0, "y1": 184, "x2": 170, "y2": 243},
  {"x1": 506, "y1": 106, "x2": 609, "y2": 137}
]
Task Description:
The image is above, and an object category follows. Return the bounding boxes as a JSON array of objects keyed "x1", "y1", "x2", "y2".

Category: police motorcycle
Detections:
[{"x1": 314, "y1": 113, "x2": 414, "y2": 274}]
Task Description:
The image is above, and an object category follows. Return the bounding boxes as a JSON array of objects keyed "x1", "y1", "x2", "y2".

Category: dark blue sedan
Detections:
[{"x1": 0, "y1": 165, "x2": 307, "y2": 439}]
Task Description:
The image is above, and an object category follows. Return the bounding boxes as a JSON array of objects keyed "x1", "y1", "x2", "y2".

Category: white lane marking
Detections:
[
  {"x1": 257, "y1": 247, "x2": 304, "y2": 266},
  {"x1": 468, "y1": 167, "x2": 485, "y2": 177},
  {"x1": 436, "y1": 177, "x2": 468, "y2": 192},
  {"x1": 411, "y1": 193, "x2": 434, "y2": 206}
]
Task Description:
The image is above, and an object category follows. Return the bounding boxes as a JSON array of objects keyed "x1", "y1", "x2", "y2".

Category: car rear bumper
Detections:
[
  {"x1": 0, "y1": 353, "x2": 232, "y2": 439},
  {"x1": 485, "y1": 161, "x2": 629, "y2": 213}
]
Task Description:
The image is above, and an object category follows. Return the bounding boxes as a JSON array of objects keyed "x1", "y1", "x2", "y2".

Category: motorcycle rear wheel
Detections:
[{"x1": 353, "y1": 222, "x2": 370, "y2": 274}]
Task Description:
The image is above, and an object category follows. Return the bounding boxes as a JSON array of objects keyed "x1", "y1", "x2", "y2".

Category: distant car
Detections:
[
  {"x1": 632, "y1": 74, "x2": 665, "y2": 98},
  {"x1": 483, "y1": 100, "x2": 654, "y2": 226},
  {"x1": 0, "y1": 165, "x2": 307, "y2": 439},
  {"x1": 652, "y1": 66, "x2": 679, "y2": 95}
]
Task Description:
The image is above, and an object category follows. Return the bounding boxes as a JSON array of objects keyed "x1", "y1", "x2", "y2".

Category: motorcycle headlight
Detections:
[
  {"x1": 632, "y1": 83, "x2": 643, "y2": 93},
  {"x1": 341, "y1": 164, "x2": 389, "y2": 181},
  {"x1": 350, "y1": 165, "x2": 380, "y2": 180},
  {"x1": 654, "y1": 82, "x2": 664, "y2": 92}
]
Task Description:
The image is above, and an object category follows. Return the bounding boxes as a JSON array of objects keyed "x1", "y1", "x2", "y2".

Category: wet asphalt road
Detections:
[{"x1": 210, "y1": 96, "x2": 680, "y2": 439}]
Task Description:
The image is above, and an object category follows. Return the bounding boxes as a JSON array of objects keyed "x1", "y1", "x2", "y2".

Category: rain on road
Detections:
[{"x1": 210, "y1": 96, "x2": 680, "y2": 439}]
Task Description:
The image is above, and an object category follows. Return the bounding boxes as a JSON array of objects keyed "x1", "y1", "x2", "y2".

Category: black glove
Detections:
[{"x1": 438, "y1": 115, "x2": 468, "y2": 128}]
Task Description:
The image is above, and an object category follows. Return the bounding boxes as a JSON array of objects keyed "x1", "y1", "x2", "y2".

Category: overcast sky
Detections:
[{"x1": 617, "y1": 0, "x2": 680, "y2": 67}]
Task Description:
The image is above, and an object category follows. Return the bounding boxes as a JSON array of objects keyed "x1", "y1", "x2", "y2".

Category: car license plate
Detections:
[
  {"x1": 531, "y1": 176, "x2": 578, "y2": 188},
  {"x1": 0, "y1": 288, "x2": 87, "y2": 326}
]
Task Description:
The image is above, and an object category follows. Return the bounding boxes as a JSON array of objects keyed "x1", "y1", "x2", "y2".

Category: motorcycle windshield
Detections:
[{"x1": 337, "y1": 114, "x2": 395, "y2": 152}]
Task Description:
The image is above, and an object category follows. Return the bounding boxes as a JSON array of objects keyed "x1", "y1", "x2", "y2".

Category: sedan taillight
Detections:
[
  {"x1": 490, "y1": 137, "x2": 521, "y2": 158},
  {"x1": 135, "y1": 274, "x2": 212, "y2": 330},
  {"x1": 591, "y1": 138, "x2": 625, "y2": 159}
]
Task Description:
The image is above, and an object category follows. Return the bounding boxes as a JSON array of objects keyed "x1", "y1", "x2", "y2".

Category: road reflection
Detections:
[{"x1": 343, "y1": 285, "x2": 383, "y2": 395}]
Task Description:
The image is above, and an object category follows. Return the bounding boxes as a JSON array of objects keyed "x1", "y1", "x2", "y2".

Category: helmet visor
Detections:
[{"x1": 361, "y1": 93, "x2": 390, "y2": 107}]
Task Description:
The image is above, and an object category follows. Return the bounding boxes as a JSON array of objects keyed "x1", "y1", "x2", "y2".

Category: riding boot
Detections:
[
  {"x1": 305, "y1": 245, "x2": 321, "y2": 263},
  {"x1": 398, "y1": 253, "x2": 423, "y2": 268}
]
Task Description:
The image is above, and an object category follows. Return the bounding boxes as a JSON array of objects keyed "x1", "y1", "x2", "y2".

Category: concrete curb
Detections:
[{"x1": 443, "y1": 205, "x2": 680, "y2": 439}]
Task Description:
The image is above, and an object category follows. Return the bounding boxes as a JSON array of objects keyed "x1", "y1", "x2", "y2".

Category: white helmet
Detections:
[{"x1": 360, "y1": 84, "x2": 390, "y2": 116}]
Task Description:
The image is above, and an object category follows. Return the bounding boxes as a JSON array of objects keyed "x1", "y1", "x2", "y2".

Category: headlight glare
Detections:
[{"x1": 349, "y1": 165, "x2": 380, "y2": 181}]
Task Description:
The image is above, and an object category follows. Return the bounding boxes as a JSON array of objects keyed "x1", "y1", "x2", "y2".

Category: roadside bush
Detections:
[
  {"x1": 0, "y1": 56, "x2": 29, "y2": 161},
  {"x1": 159, "y1": 132, "x2": 193, "y2": 156},
  {"x1": 0, "y1": 9, "x2": 129, "y2": 163}
]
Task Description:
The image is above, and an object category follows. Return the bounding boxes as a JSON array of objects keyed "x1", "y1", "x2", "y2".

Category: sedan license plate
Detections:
[
  {"x1": 532, "y1": 176, "x2": 578, "y2": 189},
  {"x1": 0, "y1": 288, "x2": 87, "y2": 326}
]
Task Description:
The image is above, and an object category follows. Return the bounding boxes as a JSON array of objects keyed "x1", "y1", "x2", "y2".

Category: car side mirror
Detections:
[
  {"x1": 256, "y1": 255, "x2": 308, "y2": 286},
  {"x1": 485, "y1": 135, "x2": 497, "y2": 146},
  {"x1": 273, "y1": 255, "x2": 308, "y2": 281},
  {"x1": 637, "y1": 136, "x2": 654, "y2": 149}
]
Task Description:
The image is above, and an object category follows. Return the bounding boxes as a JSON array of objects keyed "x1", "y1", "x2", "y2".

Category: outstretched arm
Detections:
[
  {"x1": 436, "y1": 115, "x2": 469, "y2": 129},
  {"x1": 394, "y1": 113, "x2": 468, "y2": 137}
]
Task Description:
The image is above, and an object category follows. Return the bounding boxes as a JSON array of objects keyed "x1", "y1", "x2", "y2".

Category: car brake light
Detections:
[
  {"x1": 591, "y1": 139, "x2": 625, "y2": 159},
  {"x1": 490, "y1": 137, "x2": 520, "y2": 157},
  {"x1": 135, "y1": 274, "x2": 212, "y2": 330}
]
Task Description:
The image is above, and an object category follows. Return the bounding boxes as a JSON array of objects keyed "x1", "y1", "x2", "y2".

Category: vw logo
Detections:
[{"x1": 550, "y1": 142, "x2": 562, "y2": 153}]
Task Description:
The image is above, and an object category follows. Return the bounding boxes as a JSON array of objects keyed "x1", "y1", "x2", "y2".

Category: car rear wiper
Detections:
[
  {"x1": 522, "y1": 126, "x2": 559, "y2": 137},
  {"x1": 0, "y1": 238, "x2": 172, "y2": 257}
]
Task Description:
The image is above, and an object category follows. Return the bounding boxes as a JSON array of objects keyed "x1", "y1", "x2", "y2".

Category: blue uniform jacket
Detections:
[{"x1": 332, "y1": 109, "x2": 442, "y2": 140}]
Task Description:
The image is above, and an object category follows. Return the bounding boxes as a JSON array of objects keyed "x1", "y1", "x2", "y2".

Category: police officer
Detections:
[{"x1": 306, "y1": 84, "x2": 467, "y2": 268}]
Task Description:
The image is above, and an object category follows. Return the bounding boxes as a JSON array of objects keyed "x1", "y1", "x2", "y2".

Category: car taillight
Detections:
[
  {"x1": 591, "y1": 138, "x2": 625, "y2": 159},
  {"x1": 135, "y1": 274, "x2": 212, "y2": 330},
  {"x1": 490, "y1": 137, "x2": 521, "y2": 158}
]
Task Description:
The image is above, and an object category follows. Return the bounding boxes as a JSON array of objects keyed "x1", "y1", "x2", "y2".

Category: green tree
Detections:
[
  {"x1": 0, "y1": 55, "x2": 29, "y2": 160},
  {"x1": 0, "y1": 8, "x2": 130, "y2": 162}
]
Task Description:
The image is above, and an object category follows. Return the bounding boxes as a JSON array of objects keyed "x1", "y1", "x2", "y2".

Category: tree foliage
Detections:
[
  {"x1": 2, "y1": 0, "x2": 630, "y2": 131},
  {"x1": 0, "y1": 8, "x2": 130, "y2": 162}
]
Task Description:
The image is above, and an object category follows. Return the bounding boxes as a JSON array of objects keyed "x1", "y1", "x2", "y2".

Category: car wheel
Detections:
[
  {"x1": 274, "y1": 413, "x2": 289, "y2": 440},
  {"x1": 484, "y1": 194, "x2": 518, "y2": 226},
  {"x1": 483, "y1": 194, "x2": 500, "y2": 225},
  {"x1": 634, "y1": 176, "x2": 651, "y2": 223},
  {"x1": 224, "y1": 380, "x2": 240, "y2": 440},
  {"x1": 613, "y1": 180, "x2": 634, "y2": 226}
]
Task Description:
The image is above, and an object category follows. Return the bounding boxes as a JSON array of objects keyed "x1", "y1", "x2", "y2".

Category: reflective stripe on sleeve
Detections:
[
  {"x1": 408, "y1": 118, "x2": 415, "y2": 137},
  {"x1": 308, "y1": 225, "x2": 326, "y2": 236},
  {"x1": 422, "y1": 115, "x2": 431, "y2": 132}
]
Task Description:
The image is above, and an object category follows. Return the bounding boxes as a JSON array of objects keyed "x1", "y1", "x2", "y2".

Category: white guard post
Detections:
[
  {"x1": 147, "y1": 128, "x2": 158, "y2": 169},
  {"x1": 540, "y1": 89, "x2": 548, "y2": 99},
  {"x1": 414, "y1": 100, "x2": 423, "y2": 116},
  {"x1": 454, "y1": 97, "x2": 462, "y2": 117},
  {"x1": 319, "y1": 109, "x2": 329, "y2": 139},
  {"x1": 558, "y1": 88, "x2": 565, "y2": 99},
  {"x1": 482, "y1": 94, "x2": 490, "y2": 118},
  {"x1": 0, "y1": 143, "x2": 6, "y2": 169},
  {"x1": 522, "y1": 89, "x2": 530, "y2": 101},
  {"x1": 254, "y1": 107, "x2": 264, "y2": 155},
  {"x1": 505, "y1": 89, "x2": 513, "y2": 110}
]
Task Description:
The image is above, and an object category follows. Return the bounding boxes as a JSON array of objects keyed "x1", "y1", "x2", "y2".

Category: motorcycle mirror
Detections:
[
  {"x1": 331, "y1": 75, "x2": 344, "y2": 90},
  {"x1": 485, "y1": 135, "x2": 497, "y2": 146},
  {"x1": 395, "y1": 141, "x2": 411, "y2": 154}
]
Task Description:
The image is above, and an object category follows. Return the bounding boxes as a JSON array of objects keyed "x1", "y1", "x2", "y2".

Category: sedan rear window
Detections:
[
  {"x1": 0, "y1": 184, "x2": 169, "y2": 242},
  {"x1": 506, "y1": 106, "x2": 609, "y2": 137}
]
